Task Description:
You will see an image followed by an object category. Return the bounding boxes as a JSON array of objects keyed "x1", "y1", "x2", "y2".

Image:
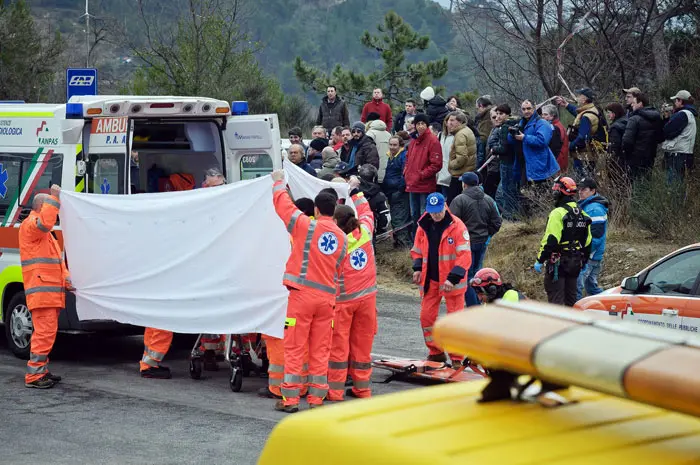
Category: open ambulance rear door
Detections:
[{"x1": 223, "y1": 114, "x2": 282, "y2": 182}]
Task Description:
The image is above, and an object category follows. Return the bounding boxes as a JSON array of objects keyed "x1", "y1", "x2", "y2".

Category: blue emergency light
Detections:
[
  {"x1": 232, "y1": 101, "x2": 249, "y2": 116},
  {"x1": 66, "y1": 103, "x2": 84, "y2": 119}
]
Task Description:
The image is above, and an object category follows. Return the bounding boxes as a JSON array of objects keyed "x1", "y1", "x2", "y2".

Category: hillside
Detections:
[{"x1": 27, "y1": 0, "x2": 469, "y2": 105}]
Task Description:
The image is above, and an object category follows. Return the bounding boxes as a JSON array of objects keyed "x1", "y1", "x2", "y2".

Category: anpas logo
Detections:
[
  {"x1": 234, "y1": 131, "x2": 263, "y2": 141},
  {"x1": 36, "y1": 121, "x2": 59, "y2": 145},
  {"x1": 69, "y1": 75, "x2": 95, "y2": 86}
]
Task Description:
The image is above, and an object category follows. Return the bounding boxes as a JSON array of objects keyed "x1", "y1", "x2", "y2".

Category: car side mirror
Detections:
[{"x1": 621, "y1": 276, "x2": 640, "y2": 292}]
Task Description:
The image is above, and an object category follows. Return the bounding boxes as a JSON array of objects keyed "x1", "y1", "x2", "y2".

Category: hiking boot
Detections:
[
  {"x1": 140, "y1": 366, "x2": 172, "y2": 379},
  {"x1": 345, "y1": 388, "x2": 368, "y2": 399},
  {"x1": 257, "y1": 387, "x2": 282, "y2": 399},
  {"x1": 308, "y1": 403, "x2": 323, "y2": 409},
  {"x1": 46, "y1": 372, "x2": 62, "y2": 383},
  {"x1": 203, "y1": 350, "x2": 219, "y2": 371},
  {"x1": 274, "y1": 400, "x2": 299, "y2": 413},
  {"x1": 427, "y1": 353, "x2": 448, "y2": 363},
  {"x1": 25, "y1": 375, "x2": 57, "y2": 389}
]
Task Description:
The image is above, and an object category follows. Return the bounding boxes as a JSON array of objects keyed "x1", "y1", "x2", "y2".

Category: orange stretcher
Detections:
[{"x1": 372, "y1": 358, "x2": 487, "y2": 384}]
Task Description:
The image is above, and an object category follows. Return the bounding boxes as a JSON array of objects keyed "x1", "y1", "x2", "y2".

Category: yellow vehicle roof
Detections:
[{"x1": 258, "y1": 380, "x2": 700, "y2": 465}]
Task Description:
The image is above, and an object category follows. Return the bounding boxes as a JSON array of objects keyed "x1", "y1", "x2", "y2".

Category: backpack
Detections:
[{"x1": 568, "y1": 107, "x2": 609, "y2": 148}]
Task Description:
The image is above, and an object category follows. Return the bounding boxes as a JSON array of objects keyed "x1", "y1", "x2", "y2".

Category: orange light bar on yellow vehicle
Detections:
[{"x1": 433, "y1": 301, "x2": 700, "y2": 419}]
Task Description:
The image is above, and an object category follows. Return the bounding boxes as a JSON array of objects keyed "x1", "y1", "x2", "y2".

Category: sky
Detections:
[{"x1": 433, "y1": 0, "x2": 451, "y2": 7}]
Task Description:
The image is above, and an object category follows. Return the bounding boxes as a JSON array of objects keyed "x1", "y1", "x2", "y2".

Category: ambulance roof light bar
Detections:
[{"x1": 232, "y1": 101, "x2": 249, "y2": 115}]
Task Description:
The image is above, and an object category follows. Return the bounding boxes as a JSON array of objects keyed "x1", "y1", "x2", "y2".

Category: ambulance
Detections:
[{"x1": 0, "y1": 96, "x2": 282, "y2": 357}]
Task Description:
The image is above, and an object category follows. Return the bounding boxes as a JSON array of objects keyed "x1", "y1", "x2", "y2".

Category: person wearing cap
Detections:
[
  {"x1": 317, "y1": 147, "x2": 341, "y2": 179},
  {"x1": 449, "y1": 171, "x2": 502, "y2": 307},
  {"x1": 557, "y1": 88, "x2": 603, "y2": 175},
  {"x1": 339, "y1": 121, "x2": 380, "y2": 170},
  {"x1": 411, "y1": 192, "x2": 471, "y2": 365},
  {"x1": 360, "y1": 88, "x2": 393, "y2": 132},
  {"x1": 307, "y1": 138, "x2": 328, "y2": 171},
  {"x1": 623, "y1": 87, "x2": 642, "y2": 114},
  {"x1": 534, "y1": 176, "x2": 591, "y2": 306},
  {"x1": 365, "y1": 112, "x2": 392, "y2": 183},
  {"x1": 576, "y1": 177, "x2": 609, "y2": 300},
  {"x1": 661, "y1": 90, "x2": 697, "y2": 181},
  {"x1": 420, "y1": 86, "x2": 450, "y2": 126},
  {"x1": 404, "y1": 112, "x2": 443, "y2": 227}
]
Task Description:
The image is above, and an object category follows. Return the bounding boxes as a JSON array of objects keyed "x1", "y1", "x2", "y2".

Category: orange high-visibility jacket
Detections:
[
  {"x1": 273, "y1": 180, "x2": 347, "y2": 297},
  {"x1": 411, "y1": 210, "x2": 472, "y2": 296},
  {"x1": 337, "y1": 192, "x2": 377, "y2": 302},
  {"x1": 18, "y1": 195, "x2": 70, "y2": 310}
]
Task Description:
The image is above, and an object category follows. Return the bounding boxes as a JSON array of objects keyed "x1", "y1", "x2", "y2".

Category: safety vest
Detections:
[
  {"x1": 501, "y1": 289, "x2": 520, "y2": 302},
  {"x1": 411, "y1": 211, "x2": 472, "y2": 296},
  {"x1": 337, "y1": 193, "x2": 377, "y2": 303},
  {"x1": 18, "y1": 196, "x2": 69, "y2": 310},
  {"x1": 273, "y1": 181, "x2": 346, "y2": 297}
]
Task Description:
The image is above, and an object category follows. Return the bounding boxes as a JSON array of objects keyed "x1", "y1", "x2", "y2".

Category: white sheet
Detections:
[
  {"x1": 59, "y1": 175, "x2": 291, "y2": 337},
  {"x1": 282, "y1": 158, "x2": 355, "y2": 212}
]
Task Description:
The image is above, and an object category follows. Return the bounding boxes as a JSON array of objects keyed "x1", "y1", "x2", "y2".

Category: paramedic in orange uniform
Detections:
[
  {"x1": 411, "y1": 192, "x2": 472, "y2": 366},
  {"x1": 139, "y1": 168, "x2": 205, "y2": 379},
  {"x1": 20, "y1": 185, "x2": 72, "y2": 389},
  {"x1": 271, "y1": 169, "x2": 346, "y2": 413},
  {"x1": 327, "y1": 176, "x2": 378, "y2": 401},
  {"x1": 258, "y1": 196, "x2": 314, "y2": 400}
]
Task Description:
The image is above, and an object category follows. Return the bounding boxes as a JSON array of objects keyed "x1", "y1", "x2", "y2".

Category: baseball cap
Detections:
[
  {"x1": 459, "y1": 172, "x2": 480, "y2": 186},
  {"x1": 578, "y1": 177, "x2": 597, "y2": 190},
  {"x1": 425, "y1": 192, "x2": 446, "y2": 214},
  {"x1": 623, "y1": 86, "x2": 641, "y2": 94},
  {"x1": 575, "y1": 88, "x2": 594, "y2": 100},
  {"x1": 333, "y1": 161, "x2": 357, "y2": 177},
  {"x1": 670, "y1": 90, "x2": 692, "y2": 100}
]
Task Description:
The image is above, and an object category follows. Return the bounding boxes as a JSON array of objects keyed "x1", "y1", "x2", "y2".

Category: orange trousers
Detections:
[
  {"x1": 200, "y1": 334, "x2": 225, "y2": 351},
  {"x1": 26, "y1": 307, "x2": 61, "y2": 383},
  {"x1": 420, "y1": 280, "x2": 466, "y2": 363},
  {"x1": 328, "y1": 294, "x2": 377, "y2": 401},
  {"x1": 281, "y1": 289, "x2": 334, "y2": 407},
  {"x1": 263, "y1": 334, "x2": 308, "y2": 397},
  {"x1": 139, "y1": 327, "x2": 174, "y2": 371}
]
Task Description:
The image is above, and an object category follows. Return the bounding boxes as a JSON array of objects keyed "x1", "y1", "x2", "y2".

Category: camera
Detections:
[{"x1": 508, "y1": 126, "x2": 521, "y2": 135}]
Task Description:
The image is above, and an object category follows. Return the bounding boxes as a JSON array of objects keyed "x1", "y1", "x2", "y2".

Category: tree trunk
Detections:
[{"x1": 649, "y1": 4, "x2": 670, "y2": 82}]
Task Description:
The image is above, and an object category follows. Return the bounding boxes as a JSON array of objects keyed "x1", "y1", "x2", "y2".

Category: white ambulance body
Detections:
[{"x1": 0, "y1": 96, "x2": 282, "y2": 357}]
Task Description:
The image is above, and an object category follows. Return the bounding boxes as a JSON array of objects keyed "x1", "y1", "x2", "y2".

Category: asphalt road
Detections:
[{"x1": 0, "y1": 289, "x2": 434, "y2": 465}]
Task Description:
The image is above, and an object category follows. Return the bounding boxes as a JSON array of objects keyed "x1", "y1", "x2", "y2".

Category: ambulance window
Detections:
[
  {"x1": 0, "y1": 152, "x2": 63, "y2": 224},
  {"x1": 240, "y1": 154, "x2": 273, "y2": 180},
  {"x1": 89, "y1": 154, "x2": 126, "y2": 195},
  {"x1": 640, "y1": 250, "x2": 700, "y2": 296}
]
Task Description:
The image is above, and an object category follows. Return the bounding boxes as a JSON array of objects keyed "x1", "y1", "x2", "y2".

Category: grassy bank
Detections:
[{"x1": 375, "y1": 221, "x2": 684, "y2": 301}]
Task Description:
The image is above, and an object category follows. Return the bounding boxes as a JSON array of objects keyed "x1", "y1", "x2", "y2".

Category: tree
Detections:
[
  {"x1": 0, "y1": 0, "x2": 64, "y2": 101},
  {"x1": 120, "y1": 0, "x2": 284, "y2": 115},
  {"x1": 293, "y1": 11, "x2": 449, "y2": 108}
]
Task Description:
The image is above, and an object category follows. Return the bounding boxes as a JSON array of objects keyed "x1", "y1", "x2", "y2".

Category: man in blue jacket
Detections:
[
  {"x1": 576, "y1": 177, "x2": 609, "y2": 300},
  {"x1": 382, "y1": 135, "x2": 412, "y2": 246},
  {"x1": 509, "y1": 100, "x2": 560, "y2": 186}
]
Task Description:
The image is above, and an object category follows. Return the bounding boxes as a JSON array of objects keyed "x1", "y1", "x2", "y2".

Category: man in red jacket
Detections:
[
  {"x1": 361, "y1": 88, "x2": 393, "y2": 132},
  {"x1": 404, "y1": 113, "x2": 443, "y2": 230}
]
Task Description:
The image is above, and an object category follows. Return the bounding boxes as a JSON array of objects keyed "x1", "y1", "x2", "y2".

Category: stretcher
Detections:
[
  {"x1": 372, "y1": 358, "x2": 487, "y2": 384},
  {"x1": 187, "y1": 333, "x2": 268, "y2": 392}
]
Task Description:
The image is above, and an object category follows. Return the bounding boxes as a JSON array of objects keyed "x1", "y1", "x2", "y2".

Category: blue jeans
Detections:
[
  {"x1": 577, "y1": 259, "x2": 603, "y2": 300},
  {"x1": 495, "y1": 162, "x2": 519, "y2": 220},
  {"x1": 465, "y1": 242, "x2": 487, "y2": 307},
  {"x1": 409, "y1": 192, "x2": 428, "y2": 226},
  {"x1": 663, "y1": 152, "x2": 693, "y2": 183}
]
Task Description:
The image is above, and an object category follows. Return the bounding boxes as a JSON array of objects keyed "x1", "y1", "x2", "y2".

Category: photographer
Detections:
[{"x1": 508, "y1": 99, "x2": 560, "y2": 190}]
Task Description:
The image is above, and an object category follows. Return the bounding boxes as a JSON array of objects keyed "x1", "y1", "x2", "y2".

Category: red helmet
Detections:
[
  {"x1": 470, "y1": 268, "x2": 503, "y2": 287},
  {"x1": 552, "y1": 176, "x2": 577, "y2": 196}
]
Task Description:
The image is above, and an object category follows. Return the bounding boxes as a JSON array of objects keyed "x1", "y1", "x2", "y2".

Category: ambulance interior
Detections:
[{"x1": 129, "y1": 120, "x2": 223, "y2": 192}]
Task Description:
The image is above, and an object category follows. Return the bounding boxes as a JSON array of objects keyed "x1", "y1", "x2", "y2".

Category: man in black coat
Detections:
[
  {"x1": 316, "y1": 86, "x2": 350, "y2": 134},
  {"x1": 622, "y1": 93, "x2": 664, "y2": 179},
  {"x1": 340, "y1": 121, "x2": 380, "y2": 169}
]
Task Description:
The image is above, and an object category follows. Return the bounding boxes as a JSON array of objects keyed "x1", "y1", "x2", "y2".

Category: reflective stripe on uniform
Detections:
[
  {"x1": 454, "y1": 280, "x2": 468, "y2": 290},
  {"x1": 328, "y1": 360, "x2": 348, "y2": 369},
  {"x1": 456, "y1": 244, "x2": 470, "y2": 252},
  {"x1": 25, "y1": 286, "x2": 63, "y2": 296},
  {"x1": 141, "y1": 355, "x2": 159, "y2": 367},
  {"x1": 308, "y1": 386, "x2": 327, "y2": 397},
  {"x1": 269, "y1": 378, "x2": 282, "y2": 386},
  {"x1": 36, "y1": 218, "x2": 50, "y2": 233},
  {"x1": 145, "y1": 347, "x2": 166, "y2": 361},
  {"x1": 299, "y1": 221, "x2": 317, "y2": 278},
  {"x1": 281, "y1": 387, "x2": 300, "y2": 397},
  {"x1": 285, "y1": 317, "x2": 297, "y2": 327},
  {"x1": 337, "y1": 285, "x2": 378, "y2": 302},
  {"x1": 439, "y1": 254, "x2": 457, "y2": 261},
  {"x1": 353, "y1": 380, "x2": 371, "y2": 389},
  {"x1": 422, "y1": 327, "x2": 434, "y2": 342},
  {"x1": 283, "y1": 274, "x2": 336, "y2": 294},
  {"x1": 45, "y1": 198, "x2": 60, "y2": 209},
  {"x1": 273, "y1": 184, "x2": 286, "y2": 193},
  {"x1": 308, "y1": 375, "x2": 327, "y2": 384},
  {"x1": 27, "y1": 364, "x2": 48, "y2": 374},
  {"x1": 268, "y1": 364, "x2": 284, "y2": 373},
  {"x1": 21, "y1": 257, "x2": 62, "y2": 267},
  {"x1": 287, "y1": 210, "x2": 302, "y2": 233},
  {"x1": 589, "y1": 215, "x2": 607, "y2": 222},
  {"x1": 284, "y1": 374, "x2": 304, "y2": 383},
  {"x1": 350, "y1": 361, "x2": 372, "y2": 370},
  {"x1": 29, "y1": 353, "x2": 48, "y2": 363},
  {"x1": 328, "y1": 381, "x2": 345, "y2": 390},
  {"x1": 411, "y1": 246, "x2": 422, "y2": 255}
]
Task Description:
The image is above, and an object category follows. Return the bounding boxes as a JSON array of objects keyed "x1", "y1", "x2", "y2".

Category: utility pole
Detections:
[{"x1": 79, "y1": 0, "x2": 93, "y2": 67}]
